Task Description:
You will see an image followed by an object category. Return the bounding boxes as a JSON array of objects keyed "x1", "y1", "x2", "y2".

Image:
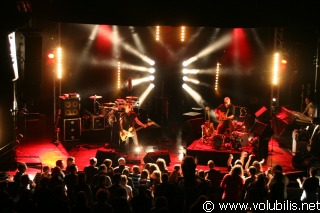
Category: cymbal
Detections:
[
  {"x1": 126, "y1": 96, "x2": 138, "y2": 99},
  {"x1": 89, "y1": 95, "x2": 102, "y2": 99},
  {"x1": 116, "y1": 99, "x2": 126, "y2": 103},
  {"x1": 104, "y1": 102, "x2": 115, "y2": 106}
]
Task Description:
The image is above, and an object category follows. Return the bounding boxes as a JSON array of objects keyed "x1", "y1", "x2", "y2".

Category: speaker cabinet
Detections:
[
  {"x1": 95, "y1": 150, "x2": 119, "y2": 166},
  {"x1": 61, "y1": 97, "x2": 80, "y2": 118},
  {"x1": 20, "y1": 30, "x2": 42, "y2": 102},
  {"x1": 92, "y1": 115, "x2": 105, "y2": 130},
  {"x1": 143, "y1": 150, "x2": 171, "y2": 165},
  {"x1": 62, "y1": 118, "x2": 81, "y2": 141}
]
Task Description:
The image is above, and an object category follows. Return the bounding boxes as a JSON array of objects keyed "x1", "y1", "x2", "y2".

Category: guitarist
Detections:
[
  {"x1": 119, "y1": 102, "x2": 147, "y2": 155},
  {"x1": 215, "y1": 97, "x2": 235, "y2": 135}
]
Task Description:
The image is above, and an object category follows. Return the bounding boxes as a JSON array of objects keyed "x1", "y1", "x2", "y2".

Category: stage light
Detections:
[
  {"x1": 183, "y1": 76, "x2": 188, "y2": 81},
  {"x1": 149, "y1": 75, "x2": 155, "y2": 81},
  {"x1": 180, "y1": 26, "x2": 185, "y2": 42},
  {"x1": 155, "y1": 26, "x2": 160, "y2": 41},
  {"x1": 56, "y1": 47, "x2": 63, "y2": 79},
  {"x1": 8, "y1": 32, "x2": 19, "y2": 81},
  {"x1": 182, "y1": 56, "x2": 198, "y2": 67},
  {"x1": 139, "y1": 83, "x2": 155, "y2": 105},
  {"x1": 149, "y1": 68, "x2": 155, "y2": 73},
  {"x1": 182, "y1": 83, "x2": 204, "y2": 106},
  {"x1": 272, "y1": 52, "x2": 280, "y2": 85},
  {"x1": 48, "y1": 52, "x2": 55, "y2": 59},
  {"x1": 134, "y1": 146, "x2": 141, "y2": 153}
]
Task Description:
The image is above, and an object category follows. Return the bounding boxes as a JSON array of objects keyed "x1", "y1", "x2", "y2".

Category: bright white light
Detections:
[
  {"x1": 139, "y1": 84, "x2": 155, "y2": 105},
  {"x1": 272, "y1": 53, "x2": 279, "y2": 85},
  {"x1": 182, "y1": 83, "x2": 204, "y2": 106},
  {"x1": 8, "y1": 32, "x2": 19, "y2": 81},
  {"x1": 57, "y1": 47, "x2": 63, "y2": 79},
  {"x1": 183, "y1": 77, "x2": 200, "y2": 85},
  {"x1": 132, "y1": 77, "x2": 151, "y2": 86},
  {"x1": 149, "y1": 75, "x2": 155, "y2": 81},
  {"x1": 182, "y1": 56, "x2": 198, "y2": 67},
  {"x1": 182, "y1": 68, "x2": 200, "y2": 74},
  {"x1": 149, "y1": 68, "x2": 155, "y2": 73}
]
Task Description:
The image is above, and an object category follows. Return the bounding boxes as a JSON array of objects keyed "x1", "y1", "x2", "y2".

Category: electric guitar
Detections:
[
  {"x1": 216, "y1": 110, "x2": 230, "y2": 122},
  {"x1": 203, "y1": 107, "x2": 214, "y2": 137},
  {"x1": 120, "y1": 121, "x2": 155, "y2": 141}
]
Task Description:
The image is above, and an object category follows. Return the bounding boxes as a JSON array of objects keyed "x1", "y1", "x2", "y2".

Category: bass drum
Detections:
[{"x1": 212, "y1": 134, "x2": 223, "y2": 150}]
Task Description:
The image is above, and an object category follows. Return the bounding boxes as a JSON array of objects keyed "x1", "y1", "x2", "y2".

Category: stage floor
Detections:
[{"x1": 5, "y1": 124, "x2": 305, "y2": 182}]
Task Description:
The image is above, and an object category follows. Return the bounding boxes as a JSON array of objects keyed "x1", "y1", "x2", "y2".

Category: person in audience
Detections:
[
  {"x1": 55, "y1": 159, "x2": 66, "y2": 178},
  {"x1": 129, "y1": 165, "x2": 141, "y2": 190},
  {"x1": 156, "y1": 158, "x2": 169, "y2": 174},
  {"x1": 139, "y1": 169, "x2": 151, "y2": 189},
  {"x1": 130, "y1": 184, "x2": 153, "y2": 213},
  {"x1": 71, "y1": 190, "x2": 91, "y2": 213},
  {"x1": 296, "y1": 166, "x2": 320, "y2": 203},
  {"x1": 122, "y1": 168, "x2": 134, "y2": 190},
  {"x1": 113, "y1": 157, "x2": 130, "y2": 174},
  {"x1": 150, "y1": 170, "x2": 162, "y2": 197},
  {"x1": 267, "y1": 164, "x2": 289, "y2": 202},
  {"x1": 120, "y1": 174, "x2": 133, "y2": 201},
  {"x1": 244, "y1": 154, "x2": 265, "y2": 175},
  {"x1": 33, "y1": 176, "x2": 54, "y2": 212},
  {"x1": 92, "y1": 173, "x2": 112, "y2": 202},
  {"x1": 220, "y1": 164, "x2": 244, "y2": 202},
  {"x1": 83, "y1": 157, "x2": 99, "y2": 185},
  {"x1": 73, "y1": 172, "x2": 93, "y2": 206},
  {"x1": 65, "y1": 156, "x2": 76, "y2": 175},
  {"x1": 107, "y1": 173, "x2": 127, "y2": 212},
  {"x1": 49, "y1": 166, "x2": 65, "y2": 191},
  {"x1": 154, "y1": 173, "x2": 176, "y2": 213},
  {"x1": 33, "y1": 165, "x2": 51, "y2": 190},
  {"x1": 91, "y1": 188, "x2": 113, "y2": 213},
  {"x1": 176, "y1": 155, "x2": 208, "y2": 213},
  {"x1": 13, "y1": 162, "x2": 28, "y2": 185},
  {"x1": 149, "y1": 196, "x2": 169, "y2": 213},
  {"x1": 243, "y1": 166, "x2": 257, "y2": 202},
  {"x1": 227, "y1": 151, "x2": 247, "y2": 172},
  {"x1": 64, "y1": 163, "x2": 79, "y2": 205},
  {"x1": 168, "y1": 164, "x2": 182, "y2": 185},
  {"x1": 204, "y1": 160, "x2": 222, "y2": 203},
  {"x1": 91, "y1": 164, "x2": 109, "y2": 189},
  {"x1": 103, "y1": 158, "x2": 114, "y2": 181}
]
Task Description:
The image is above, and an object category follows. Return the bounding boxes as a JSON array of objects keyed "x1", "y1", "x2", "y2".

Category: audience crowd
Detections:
[{"x1": 0, "y1": 152, "x2": 318, "y2": 213}]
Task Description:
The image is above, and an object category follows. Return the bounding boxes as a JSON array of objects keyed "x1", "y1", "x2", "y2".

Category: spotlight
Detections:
[{"x1": 134, "y1": 146, "x2": 141, "y2": 153}]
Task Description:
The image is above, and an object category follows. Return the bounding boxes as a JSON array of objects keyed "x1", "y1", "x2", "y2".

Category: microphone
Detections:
[{"x1": 128, "y1": 77, "x2": 132, "y2": 91}]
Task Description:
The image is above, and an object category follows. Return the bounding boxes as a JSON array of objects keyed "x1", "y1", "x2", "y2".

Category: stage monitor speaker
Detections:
[
  {"x1": 62, "y1": 118, "x2": 81, "y2": 141},
  {"x1": 92, "y1": 115, "x2": 105, "y2": 130},
  {"x1": 61, "y1": 97, "x2": 80, "y2": 118},
  {"x1": 143, "y1": 150, "x2": 171, "y2": 165},
  {"x1": 250, "y1": 119, "x2": 267, "y2": 136},
  {"x1": 95, "y1": 150, "x2": 119, "y2": 166}
]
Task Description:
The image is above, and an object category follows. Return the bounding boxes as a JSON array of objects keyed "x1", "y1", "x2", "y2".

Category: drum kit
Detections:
[
  {"x1": 207, "y1": 122, "x2": 249, "y2": 151},
  {"x1": 88, "y1": 94, "x2": 139, "y2": 127}
]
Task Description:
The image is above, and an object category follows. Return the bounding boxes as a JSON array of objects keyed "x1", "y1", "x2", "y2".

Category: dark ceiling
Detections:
[{"x1": 3, "y1": 0, "x2": 320, "y2": 31}]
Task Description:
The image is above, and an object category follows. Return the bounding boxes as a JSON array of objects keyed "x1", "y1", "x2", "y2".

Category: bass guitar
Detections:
[{"x1": 120, "y1": 121, "x2": 155, "y2": 141}]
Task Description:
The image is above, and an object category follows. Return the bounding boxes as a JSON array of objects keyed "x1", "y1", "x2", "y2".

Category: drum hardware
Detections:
[
  {"x1": 89, "y1": 95, "x2": 103, "y2": 115},
  {"x1": 126, "y1": 96, "x2": 138, "y2": 100}
]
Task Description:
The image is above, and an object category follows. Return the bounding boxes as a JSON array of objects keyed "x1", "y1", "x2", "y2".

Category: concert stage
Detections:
[
  {"x1": 186, "y1": 138, "x2": 247, "y2": 166},
  {"x1": 186, "y1": 135, "x2": 298, "y2": 175}
]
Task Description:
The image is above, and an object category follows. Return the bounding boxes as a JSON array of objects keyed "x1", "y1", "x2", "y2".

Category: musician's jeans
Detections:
[
  {"x1": 217, "y1": 120, "x2": 234, "y2": 135},
  {"x1": 123, "y1": 131, "x2": 139, "y2": 154}
]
